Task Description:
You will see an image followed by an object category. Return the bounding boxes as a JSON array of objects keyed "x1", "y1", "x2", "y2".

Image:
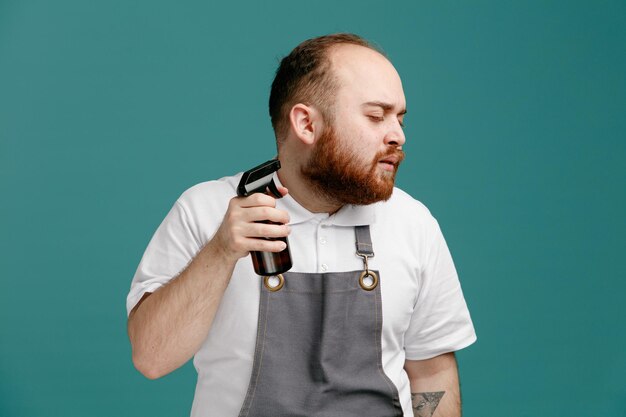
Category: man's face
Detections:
[{"x1": 301, "y1": 44, "x2": 407, "y2": 206}]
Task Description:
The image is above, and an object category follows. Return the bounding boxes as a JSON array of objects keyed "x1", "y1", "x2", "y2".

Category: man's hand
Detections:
[
  {"x1": 404, "y1": 352, "x2": 461, "y2": 417},
  {"x1": 213, "y1": 186, "x2": 291, "y2": 263}
]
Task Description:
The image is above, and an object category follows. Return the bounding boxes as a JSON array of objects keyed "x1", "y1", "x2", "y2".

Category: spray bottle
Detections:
[{"x1": 236, "y1": 159, "x2": 293, "y2": 276}]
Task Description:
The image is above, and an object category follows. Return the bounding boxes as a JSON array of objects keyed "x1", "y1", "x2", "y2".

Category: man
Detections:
[{"x1": 127, "y1": 33, "x2": 476, "y2": 417}]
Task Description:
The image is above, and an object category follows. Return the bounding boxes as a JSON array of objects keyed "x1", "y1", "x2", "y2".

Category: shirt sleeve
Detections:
[
  {"x1": 403, "y1": 217, "x2": 477, "y2": 360},
  {"x1": 126, "y1": 200, "x2": 202, "y2": 316}
]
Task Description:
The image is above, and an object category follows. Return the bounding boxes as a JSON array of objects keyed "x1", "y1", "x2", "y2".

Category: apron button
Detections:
[{"x1": 321, "y1": 263, "x2": 328, "y2": 272}]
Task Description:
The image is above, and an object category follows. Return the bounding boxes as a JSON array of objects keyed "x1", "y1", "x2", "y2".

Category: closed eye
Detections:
[{"x1": 368, "y1": 114, "x2": 405, "y2": 128}]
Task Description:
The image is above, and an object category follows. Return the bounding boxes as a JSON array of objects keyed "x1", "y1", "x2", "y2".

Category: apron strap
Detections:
[
  {"x1": 355, "y1": 225, "x2": 374, "y2": 257},
  {"x1": 355, "y1": 225, "x2": 378, "y2": 291}
]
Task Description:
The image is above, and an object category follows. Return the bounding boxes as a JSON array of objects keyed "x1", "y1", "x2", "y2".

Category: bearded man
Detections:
[{"x1": 127, "y1": 33, "x2": 476, "y2": 417}]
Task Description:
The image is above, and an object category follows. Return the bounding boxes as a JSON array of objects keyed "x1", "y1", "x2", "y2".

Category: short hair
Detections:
[{"x1": 269, "y1": 33, "x2": 383, "y2": 141}]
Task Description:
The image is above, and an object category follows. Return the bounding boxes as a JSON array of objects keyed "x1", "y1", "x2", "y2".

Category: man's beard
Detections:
[{"x1": 300, "y1": 124, "x2": 405, "y2": 206}]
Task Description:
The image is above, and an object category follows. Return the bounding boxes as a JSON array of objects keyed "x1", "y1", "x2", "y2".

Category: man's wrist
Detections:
[{"x1": 201, "y1": 234, "x2": 242, "y2": 267}]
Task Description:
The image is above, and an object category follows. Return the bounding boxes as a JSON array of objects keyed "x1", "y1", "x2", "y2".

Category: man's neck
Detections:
[{"x1": 277, "y1": 159, "x2": 343, "y2": 215}]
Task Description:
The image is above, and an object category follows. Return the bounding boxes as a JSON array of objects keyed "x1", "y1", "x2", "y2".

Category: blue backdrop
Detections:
[{"x1": 1, "y1": 1, "x2": 624, "y2": 415}]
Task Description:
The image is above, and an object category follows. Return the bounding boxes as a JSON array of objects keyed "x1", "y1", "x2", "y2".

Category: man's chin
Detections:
[
  {"x1": 322, "y1": 180, "x2": 395, "y2": 206},
  {"x1": 359, "y1": 182, "x2": 396, "y2": 204},
  {"x1": 376, "y1": 171, "x2": 397, "y2": 188}
]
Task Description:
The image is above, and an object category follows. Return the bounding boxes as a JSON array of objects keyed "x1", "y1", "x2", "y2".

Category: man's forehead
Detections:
[
  {"x1": 329, "y1": 45, "x2": 406, "y2": 109},
  {"x1": 329, "y1": 44, "x2": 391, "y2": 74}
]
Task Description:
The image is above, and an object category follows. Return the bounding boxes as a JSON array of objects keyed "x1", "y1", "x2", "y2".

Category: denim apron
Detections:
[{"x1": 238, "y1": 226, "x2": 403, "y2": 417}]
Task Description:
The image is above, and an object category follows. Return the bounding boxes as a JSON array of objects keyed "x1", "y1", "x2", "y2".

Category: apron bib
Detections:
[{"x1": 238, "y1": 226, "x2": 403, "y2": 417}]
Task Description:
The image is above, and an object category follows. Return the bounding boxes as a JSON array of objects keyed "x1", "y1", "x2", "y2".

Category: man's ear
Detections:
[{"x1": 289, "y1": 104, "x2": 321, "y2": 145}]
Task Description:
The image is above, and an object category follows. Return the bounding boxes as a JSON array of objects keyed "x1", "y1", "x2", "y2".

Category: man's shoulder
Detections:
[
  {"x1": 176, "y1": 172, "x2": 243, "y2": 210},
  {"x1": 380, "y1": 187, "x2": 434, "y2": 220},
  {"x1": 373, "y1": 187, "x2": 443, "y2": 242}
]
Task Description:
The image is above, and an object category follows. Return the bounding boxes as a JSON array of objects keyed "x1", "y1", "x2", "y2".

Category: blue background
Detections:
[{"x1": 1, "y1": 0, "x2": 624, "y2": 415}]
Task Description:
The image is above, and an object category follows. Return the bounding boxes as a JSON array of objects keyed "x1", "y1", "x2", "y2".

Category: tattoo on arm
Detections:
[{"x1": 410, "y1": 391, "x2": 445, "y2": 417}]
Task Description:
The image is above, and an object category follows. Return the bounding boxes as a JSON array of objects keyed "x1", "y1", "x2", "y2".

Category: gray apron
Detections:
[{"x1": 238, "y1": 226, "x2": 403, "y2": 417}]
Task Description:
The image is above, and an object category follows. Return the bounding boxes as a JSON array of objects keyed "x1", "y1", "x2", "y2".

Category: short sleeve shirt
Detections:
[{"x1": 127, "y1": 173, "x2": 477, "y2": 417}]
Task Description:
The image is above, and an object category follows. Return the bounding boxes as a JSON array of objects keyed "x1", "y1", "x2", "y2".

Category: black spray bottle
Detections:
[{"x1": 236, "y1": 159, "x2": 293, "y2": 276}]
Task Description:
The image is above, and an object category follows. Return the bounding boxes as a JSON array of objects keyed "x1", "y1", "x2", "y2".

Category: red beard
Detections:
[{"x1": 301, "y1": 124, "x2": 405, "y2": 206}]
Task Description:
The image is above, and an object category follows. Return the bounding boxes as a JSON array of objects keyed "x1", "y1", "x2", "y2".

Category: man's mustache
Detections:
[{"x1": 376, "y1": 148, "x2": 406, "y2": 166}]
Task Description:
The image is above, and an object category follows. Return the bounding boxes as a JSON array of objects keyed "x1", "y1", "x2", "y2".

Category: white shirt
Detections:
[{"x1": 127, "y1": 172, "x2": 477, "y2": 417}]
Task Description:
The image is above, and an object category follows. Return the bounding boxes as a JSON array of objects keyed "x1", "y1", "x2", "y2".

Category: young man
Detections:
[{"x1": 127, "y1": 33, "x2": 476, "y2": 417}]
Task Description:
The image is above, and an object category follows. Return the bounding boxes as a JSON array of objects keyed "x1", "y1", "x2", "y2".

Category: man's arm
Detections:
[
  {"x1": 127, "y1": 190, "x2": 290, "y2": 380},
  {"x1": 404, "y1": 352, "x2": 461, "y2": 417}
]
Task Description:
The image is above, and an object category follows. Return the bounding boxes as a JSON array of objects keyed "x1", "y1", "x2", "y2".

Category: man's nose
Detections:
[{"x1": 384, "y1": 121, "x2": 406, "y2": 147}]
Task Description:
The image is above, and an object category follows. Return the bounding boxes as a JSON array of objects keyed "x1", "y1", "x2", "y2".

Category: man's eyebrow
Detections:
[{"x1": 362, "y1": 101, "x2": 407, "y2": 115}]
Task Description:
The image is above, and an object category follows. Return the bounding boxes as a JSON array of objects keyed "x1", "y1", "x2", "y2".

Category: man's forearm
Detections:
[
  {"x1": 405, "y1": 353, "x2": 461, "y2": 417},
  {"x1": 127, "y1": 237, "x2": 237, "y2": 379},
  {"x1": 410, "y1": 390, "x2": 459, "y2": 417}
]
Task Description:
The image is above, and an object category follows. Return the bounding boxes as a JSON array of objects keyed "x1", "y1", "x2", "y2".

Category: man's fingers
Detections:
[
  {"x1": 242, "y1": 206, "x2": 290, "y2": 225},
  {"x1": 277, "y1": 185, "x2": 289, "y2": 197},
  {"x1": 245, "y1": 237, "x2": 288, "y2": 253},
  {"x1": 246, "y1": 222, "x2": 291, "y2": 239},
  {"x1": 219, "y1": 194, "x2": 291, "y2": 257},
  {"x1": 237, "y1": 193, "x2": 277, "y2": 208}
]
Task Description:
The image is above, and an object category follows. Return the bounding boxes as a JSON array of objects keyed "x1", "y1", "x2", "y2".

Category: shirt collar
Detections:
[{"x1": 274, "y1": 173, "x2": 377, "y2": 227}]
